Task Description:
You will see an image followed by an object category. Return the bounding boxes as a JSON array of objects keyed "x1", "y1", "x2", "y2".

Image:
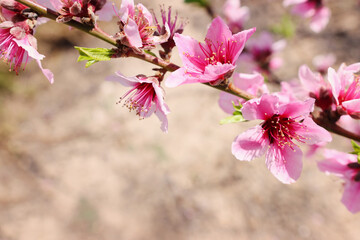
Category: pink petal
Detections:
[
  {"x1": 265, "y1": 145, "x2": 303, "y2": 184},
  {"x1": 342, "y1": 181, "x2": 360, "y2": 213},
  {"x1": 203, "y1": 63, "x2": 235, "y2": 82},
  {"x1": 298, "y1": 64, "x2": 322, "y2": 92},
  {"x1": 165, "y1": 68, "x2": 187, "y2": 88},
  {"x1": 310, "y1": 7, "x2": 330, "y2": 33},
  {"x1": 317, "y1": 150, "x2": 354, "y2": 176},
  {"x1": 119, "y1": 0, "x2": 134, "y2": 22},
  {"x1": 327, "y1": 67, "x2": 340, "y2": 104},
  {"x1": 296, "y1": 117, "x2": 332, "y2": 144},
  {"x1": 124, "y1": 18, "x2": 142, "y2": 48},
  {"x1": 345, "y1": 62, "x2": 360, "y2": 73},
  {"x1": 342, "y1": 99, "x2": 360, "y2": 115},
  {"x1": 242, "y1": 94, "x2": 278, "y2": 120},
  {"x1": 13, "y1": 37, "x2": 44, "y2": 60},
  {"x1": 232, "y1": 125, "x2": 269, "y2": 161},
  {"x1": 218, "y1": 92, "x2": 241, "y2": 114},
  {"x1": 283, "y1": 0, "x2": 307, "y2": 7},
  {"x1": 173, "y1": 33, "x2": 206, "y2": 72},
  {"x1": 36, "y1": 59, "x2": 54, "y2": 84},
  {"x1": 137, "y1": 3, "x2": 153, "y2": 25},
  {"x1": 279, "y1": 98, "x2": 314, "y2": 119},
  {"x1": 106, "y1": 71, "x2": 138, "y2": 87},
  {"x1": 205, "y1": 17, "x2": 232, "y2": 45},
  {"x1": 97, "y1": 1, "x2": 117, "y2": 22},
  {"x1": 291, "y1": 2, "x2": 315, "y2": 18},
  {"x1": 231, "y1": 27, "x2": 256, "y2": 63}
]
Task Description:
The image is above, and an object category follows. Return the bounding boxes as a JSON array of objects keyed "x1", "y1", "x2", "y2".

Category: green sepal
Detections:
[
  {"x1": 74, "y1": 46, "x2": 115, "y2": 68},
  {"x1": 350, "y1": 140, "x2": 360, "y2": 163},
  {"x1": 144, "y1": 50, "x2": 157, "y2": 58},
  {"x1": 220, "y1": 102, "x2": 246, "y2": 125},
  {"x1": 271, "y1": 15, "x2": 295, "y2": 38}
]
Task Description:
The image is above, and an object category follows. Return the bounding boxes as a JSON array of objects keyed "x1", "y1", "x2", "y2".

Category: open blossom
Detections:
[
  {"x1": 218, "y1": 72, "x2": 268, "y2": 114},
  {"x1": 232, "y1": 94, "x2": 331, "y2": 183},
  {"x1": 107, "y1": 72, "x2": 170, "y2": 132},
  {"x1": 318, "y1": 149, "x2": 360, "y2": 213},
  {"x1": 283, "y1": 0, "x2": 330, "y2": 32},
  {"x1": 328, "y1": 62, "x2": 360, "y2": 118},
  {"x1": 117, "y1": 0, "x2": 169, "y2": 50},
  {"x1": 166, "y1": 16, "x2": 255, "y2": 87},
  {"x1": 0, "y1": 2, "x2": 54, "y2": 83},
  {"x1": 237, "y1": 31, "x2": 285, "y2": 75},
  {"x1": 223, "y1": 0, "x2": 249, "y2": 33}
]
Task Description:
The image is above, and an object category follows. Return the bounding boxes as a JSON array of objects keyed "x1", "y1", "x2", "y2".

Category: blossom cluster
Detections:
[{"x1": 2, "y1": 0, "x2": 360, "y2": 214}]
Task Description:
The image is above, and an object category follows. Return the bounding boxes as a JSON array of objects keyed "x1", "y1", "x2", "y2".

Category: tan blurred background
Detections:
[{"x1": 0, "y1": 0, "x2": 360, "y2": 239}]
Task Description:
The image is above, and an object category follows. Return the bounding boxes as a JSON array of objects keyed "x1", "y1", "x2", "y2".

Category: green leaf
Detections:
[
  {"x1": 271, "y1": 15, "x2": 295, "y2": 38},
  {"x1": 220, "y1": 102, "x2": 246, "y2": 125},
  {"x1": 184, "y1": 0, "x2": 208, "y2": 7},
  {"x1": 74, "y1": 46, "x2": 114, "y2": 68},
  {"x1": 351, "y1": 140, "x2": 360, "y2": 163},
  {"x1": 144, "y1": 50, "x2": 157, "y2": 58},
  {"x1": 220, "y1": 115, "x2": 246, "y2": 125}
]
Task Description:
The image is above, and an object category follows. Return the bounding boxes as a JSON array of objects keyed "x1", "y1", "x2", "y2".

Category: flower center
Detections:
[
  {"x1": 347, "y1": 162, "x2": 360, "y2": 182},
  {"x1": 118, "y1": 82, "x2": 156, "y2": 117},
  {"x1": 261, "y1": 114, "x2": 306, "y2": 149}
]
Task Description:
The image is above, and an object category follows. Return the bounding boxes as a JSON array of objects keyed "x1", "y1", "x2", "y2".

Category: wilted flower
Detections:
[
  {"x1": 166, "y1": 16, "x2": 255, "y2": 87},
  {"x1": 107, "y1": 72, "x2": 170, "y2": 132},
  {"x1": 232, "y1": 94, "x2": 331, "y2": 183}
]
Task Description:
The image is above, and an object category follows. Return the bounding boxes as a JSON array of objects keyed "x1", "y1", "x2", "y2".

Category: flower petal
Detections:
[
  {"x1": 124, "y1": 18, "x2": 142, "y2": 48},
  {"x1": 232, "y1": 125, "x2": 269, "y2": 161},
  {"x1": 317, "y1": 149, "x2": 355, "y2": 176},
  {"x1": 327, "y1": 67, "x2": 341, "y2": 104},
  {"x1": 205, "y1": 17, "x2": 232, "y2": 44},
  {"x1": 242, "y1": 94, "x2": 278, "y2": 120},
  {"x1": 296, "y1": 117, "x2": 332, "y2": 145},
  {"x1": 265, "y1": 145, "x2": 303, "y2": 184},
  {"x1": 342, "y1": 181, "x2": 360, "y2": 214}
]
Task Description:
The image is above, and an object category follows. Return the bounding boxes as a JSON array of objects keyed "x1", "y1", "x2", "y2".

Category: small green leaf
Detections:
[
  {"x1": 184, "y1": 0, "x2": 208, "y2": 7},
  {"x1": 351, "y1": 140, "x2": 360, "y2": 163},
  {"x1": 74, "y1": 46, "x2": 114, "y2": 68},
  {"x1": 220, "y1": 115, "x2": 246, "y2": 125},
  {"x1": 144, "y1": 50, "x2": 157, "y2": 58},
  {"x1": 271, "y1": 15, "x2": 295, "y2": 38},
  {"x1": 220, "y1": 102, "x2": 246, "y2": 125}
]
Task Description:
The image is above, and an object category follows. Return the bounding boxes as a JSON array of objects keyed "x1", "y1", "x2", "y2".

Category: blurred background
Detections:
[{"x1": 0, "y1": 0, "x2": 360, "y2": 239}]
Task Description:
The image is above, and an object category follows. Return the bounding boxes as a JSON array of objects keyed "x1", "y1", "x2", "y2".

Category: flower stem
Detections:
[
  {"x1": 14, "y1": 0, "x2": 118, "y2": 47},
  {"x1": 15, "y1": 0, "x2": 253, "y2": 100}
]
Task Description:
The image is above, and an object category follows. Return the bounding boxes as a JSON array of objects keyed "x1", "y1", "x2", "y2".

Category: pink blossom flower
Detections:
[
  {"x1": 283, "y1": 0, "x2": 330, "y2": 33},
  {"x1": 327, "y1": 62, "x2": 360, "y2": 118},
  {"x1": 117, "y1": 0, "x2": 169, "y2": 50},
  {"x1": 318, "y1": 149, "x2": 360, "y2": 213},
  {"x1": 223, "y1": 0, "x2": 249, "y2": 33},
  {"x1": 166, "y1": 16, "x2": 255, "y2": 87},
  {"x1": 218, "y1": 72, "x2": 268, "y2": 114},
  {"x1": 298, "y1": 64, "x2": 334, "y2": 111},
  {"x1": 107, "y1": 72, "x2": 170, "y2": 132},
  {"x1": 312, "y1": 53, "x2": 336, "y2": 75},
  {"x1": 237, "y1": 31, "x2": 285, "y2": 75},
  {"x1": 232, "y1": 94, "x2": 332, "y2": 183},
  {"x1": 0, "y1": 3, "x2": 54, "y2": 83}
]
